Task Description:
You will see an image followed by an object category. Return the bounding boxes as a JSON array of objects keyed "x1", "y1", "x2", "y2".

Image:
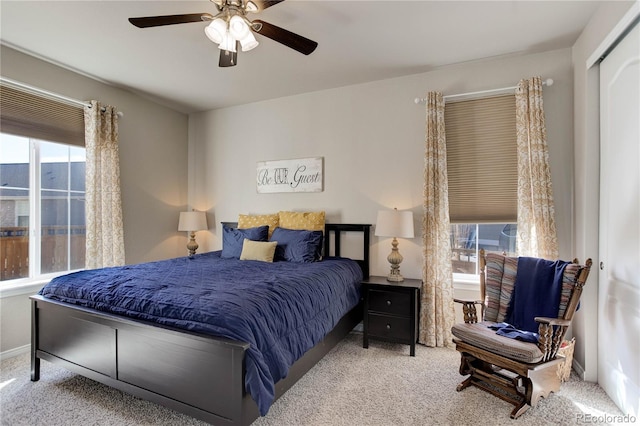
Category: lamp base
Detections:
[
  {"x1": 186, "y1": 232, "x2": 199, "y2": 258},
  {"x1": 387, "y1": 272, "x2": 405, "y2": 282},
  {"x1": 386, "y1": 237, "x2": 405, "y2": 282}
]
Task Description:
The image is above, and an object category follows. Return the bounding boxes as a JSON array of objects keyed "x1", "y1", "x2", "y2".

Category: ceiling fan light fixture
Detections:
[
  {"x1": 219, "y1": 31, "x2": 237, "y2": 53},
  {"x1": 128, "y1": 2, "x2": 319, "y2": 67},
  {"x1": 229, "y1": 15, "x2": 250, "y2": 39},
  {"x1": 239, "y1": 31, "x2": 259, "y2": 51},
  {"x1": 204, "y1": 18, "x2": 226, "y2": 44}
]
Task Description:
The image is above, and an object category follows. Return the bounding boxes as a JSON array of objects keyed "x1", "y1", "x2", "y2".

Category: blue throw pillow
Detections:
[
  {"x1": 270, "y1": 227, "x2": 323, "y2": 263},
  {"x1": 221, "y1": 225, "x2": 269, "y2": 259}
]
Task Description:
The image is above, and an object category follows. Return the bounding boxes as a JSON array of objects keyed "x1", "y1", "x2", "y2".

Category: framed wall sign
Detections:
[{"x1": 257, "y1": 157, "x2": 324, "y2": 193}]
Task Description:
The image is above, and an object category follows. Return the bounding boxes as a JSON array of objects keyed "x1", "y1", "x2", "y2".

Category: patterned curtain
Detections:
[
  {"x1": 420, "y1": 92, "x2": 456, "y2": 348},
  {"x1": 515, "y1": 77, "x2": 559, "y2": 259},
  {"x1": 84, "y1": 101, "x2": 125, "y2": 269}
]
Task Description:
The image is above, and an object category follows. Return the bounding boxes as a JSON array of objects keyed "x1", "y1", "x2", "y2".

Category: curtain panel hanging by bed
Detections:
[
  {"x1": 420, "y1": 92, "x2": 456, "y2": 348},
  {"x1": 515, "y1": 77, "x2": 559, "y2": 260},
  {"x1": 84, "y1": 100, "x2": 125, "y2": 269}
]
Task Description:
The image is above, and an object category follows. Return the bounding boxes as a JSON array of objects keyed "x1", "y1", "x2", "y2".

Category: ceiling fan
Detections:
[{"x1": 129, "y1": 0, "x2": 318, "y2": 67}]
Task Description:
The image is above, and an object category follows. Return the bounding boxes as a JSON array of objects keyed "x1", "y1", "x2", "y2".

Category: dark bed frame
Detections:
[{"x1": 30, "y1": 223, "x2": 371, "y2": 426}]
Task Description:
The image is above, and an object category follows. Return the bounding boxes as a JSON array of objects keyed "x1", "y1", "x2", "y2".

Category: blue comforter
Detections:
[{"x1": 39, "y1": 251, "x2": 363, "y2": 415}]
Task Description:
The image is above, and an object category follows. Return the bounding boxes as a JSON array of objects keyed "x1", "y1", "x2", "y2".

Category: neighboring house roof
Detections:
[{"x1": 1, "y1": 162, "x2": 85, "y2": 196}]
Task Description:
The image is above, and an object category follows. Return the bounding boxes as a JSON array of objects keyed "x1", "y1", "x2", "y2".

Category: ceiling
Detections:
[{"x1": 0, "y1": 1, "x2": 602, "y2": 113}]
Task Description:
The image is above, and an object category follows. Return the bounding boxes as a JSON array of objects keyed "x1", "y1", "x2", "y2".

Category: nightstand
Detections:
[{"x1": 362, "y1": 276, "x2": 421, "y2": 356}]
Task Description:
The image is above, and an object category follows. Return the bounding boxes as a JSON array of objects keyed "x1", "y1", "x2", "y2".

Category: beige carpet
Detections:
[{"x1": 0, "y1": 332, "x2": 624, "y2": 425}]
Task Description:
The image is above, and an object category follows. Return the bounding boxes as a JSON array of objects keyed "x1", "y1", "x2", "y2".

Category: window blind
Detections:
[
  {"x1": 0, "y1": 83, "x2": 85, "y2": 146},
  {"x1": 444, "y1": 94, "x2": 517, "y2": 223}
]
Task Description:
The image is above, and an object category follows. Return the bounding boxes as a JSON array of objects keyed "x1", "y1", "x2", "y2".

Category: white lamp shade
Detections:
[
  {"x1": 375, "y1": 210, "x2": 414, "y2": 239},
  {"x1": 239, "y1": 31, "x2": 259, "y2": 51},
  {"x1": 229, "y1": 15, "x2": 250, "y2": 39},
  {"x1": 178, "y1": 211, "x2": 208, "y2": 232},
  {"x1": 218, "y1": 31, "x2": 237, "y2": 53},
  {"x1": 205, "y1": 18, "x2": 226, "y2": 44}
]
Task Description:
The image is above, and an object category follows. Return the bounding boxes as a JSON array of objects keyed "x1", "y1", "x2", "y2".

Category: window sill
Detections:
[
  {"x1": 0, "y1": 270, "x2": 78, "y2": 298},
  {"x1": 0, "y1": 280, "x2": 48, "y2": 298},
  {"x1": 453, "y1": 274, "x2": 480, "y2": 291}
]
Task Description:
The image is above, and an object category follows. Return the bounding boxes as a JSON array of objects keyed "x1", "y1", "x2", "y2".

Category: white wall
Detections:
[
  {"x1": 0, "y1": 46, "x2": 190, "y2": 355},
  {"x1": 189, "y1": 48, "x2": 575, "y2": 284},
  {"x1": 570, "y1": 0, "x2": 637, "y2": 381}
]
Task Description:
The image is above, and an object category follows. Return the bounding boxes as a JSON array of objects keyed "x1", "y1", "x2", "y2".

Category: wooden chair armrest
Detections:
[
  {"x1": 534, "y1": 317, "x2": 571, "y2": 327},
  {"x1": 453, "y1": 299, "x2": 483, "y2": 324},
  {"x1": 453, "y1": 298, "x2": 483, "y2": 305}
]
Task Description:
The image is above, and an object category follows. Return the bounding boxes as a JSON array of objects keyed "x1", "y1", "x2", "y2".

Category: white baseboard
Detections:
[
  {"x1": 0, "y1": 344, "x2": 30, "y2": 361},
  {"x1": 572, "y1": 358, "x2": 586, "y2": 380}
]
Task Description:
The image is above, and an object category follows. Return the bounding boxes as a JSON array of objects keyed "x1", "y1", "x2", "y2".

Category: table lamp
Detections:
[
  {"x1": 375, "y1": 208, "x2": 414, "y2": 282},
  {"x1": 178, "y1": 211, "x2": 208, "y2": 257}
]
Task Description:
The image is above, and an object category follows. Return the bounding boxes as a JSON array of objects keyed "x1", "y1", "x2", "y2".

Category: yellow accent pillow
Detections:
[
  {"x1": 239, "y1": 239, "x2": 277, "y2": 262},
  {"x1": 278, "y1": 211, "x2": 325, "y2": 232},
  {"x1": 238, "y1": 213, "x2": 279, "y2": 237}
]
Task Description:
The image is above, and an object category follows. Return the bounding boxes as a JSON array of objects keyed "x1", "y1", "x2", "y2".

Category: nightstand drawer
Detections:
[
  {"x1": 367, "y1": 314, "x2": 412, "y2": 342},
  {"x1": 368, "y1": 289, "x2": 411, "y2": 316}
]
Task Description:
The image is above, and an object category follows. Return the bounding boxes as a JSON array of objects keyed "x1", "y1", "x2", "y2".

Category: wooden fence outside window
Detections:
[{"x1": 0, "y1": 226, "x2": 85, "y2": 281}]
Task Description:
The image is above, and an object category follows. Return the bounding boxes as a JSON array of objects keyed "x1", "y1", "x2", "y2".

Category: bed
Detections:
[{"x1": 30, "y1": 222, "x2": 371, "y2": 425}]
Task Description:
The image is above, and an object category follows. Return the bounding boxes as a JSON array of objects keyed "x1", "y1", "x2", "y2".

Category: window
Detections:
[
  {"x1": 0, "y1": 80, "x2": 86, "y2": 285},
  {"x1": 450, "y1": 223, "x2": 517, "y2": 275},
  {"x1": 445, "y1": 94, "x2": 518, "y2": 276},
  {"x1": 0, "y1": 133, "x2": 86, "y2": 282}
]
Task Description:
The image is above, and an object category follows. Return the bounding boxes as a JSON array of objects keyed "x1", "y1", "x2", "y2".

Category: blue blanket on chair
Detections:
[
  {"x1": 500, "y1": 257, "x2": 570, "y2": 340},
  {"x1": 489, "y1": 322, "x2": 540, "y2": 343}
]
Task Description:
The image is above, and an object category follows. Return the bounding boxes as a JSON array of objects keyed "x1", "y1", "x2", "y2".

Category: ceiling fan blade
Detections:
[
  {"x1": 129, "y1": 13, "x2": 214, "y2": 28},
  {"x1": 253, "y1": 20, "x2": 317, "y2": 55},
  {"x1": 253, "y1": 0, "x2": 285, "y2": 12}
]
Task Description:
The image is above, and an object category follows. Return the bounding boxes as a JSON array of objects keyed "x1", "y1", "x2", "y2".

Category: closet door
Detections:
[{"x1": 598, "y1": 21, "x2": 639, "y2": 417}]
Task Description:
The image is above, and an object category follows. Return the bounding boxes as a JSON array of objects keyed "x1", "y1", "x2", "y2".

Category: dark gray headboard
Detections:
[{"x1": 324, "y1": 224, "x2": 370, "y2": 279}]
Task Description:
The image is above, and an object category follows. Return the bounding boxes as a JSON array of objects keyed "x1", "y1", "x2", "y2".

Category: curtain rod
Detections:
[
  {"x1": 0, "y1": 76, "x2": 124, "y2": 117},
  {"x1": 413, "y1": 78, "x2": 554, "y2": 105}
]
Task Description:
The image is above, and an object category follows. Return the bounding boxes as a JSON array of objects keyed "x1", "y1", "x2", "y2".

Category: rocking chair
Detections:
[{"x1": 451, "y1": 250, "x2": 592, "y2": 419}]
